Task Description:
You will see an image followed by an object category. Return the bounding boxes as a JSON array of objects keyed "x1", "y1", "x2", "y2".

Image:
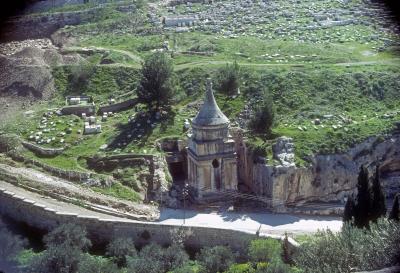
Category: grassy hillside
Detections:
[{"x1": 1, "y1": 0, "x2": 399, "y2": 171}]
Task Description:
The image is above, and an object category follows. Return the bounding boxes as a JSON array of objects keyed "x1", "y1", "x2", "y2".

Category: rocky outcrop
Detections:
[
  {"x1": 235, "y1": 128, "x2": 400, "y2": 210},
  {"x1": 272, "y1": 137, "x2": 295, "y2": 167},
  {"x1": 0, "y1": 39, "x2": 83, "y2": 121},
  {"x1": 270, "y1": 134, "x2": 400, "y2": 208}
]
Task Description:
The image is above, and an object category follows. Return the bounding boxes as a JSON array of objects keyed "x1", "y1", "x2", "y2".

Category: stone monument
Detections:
[{"x1": 187, "y1": 79, "x2": 238, "y2": 198}]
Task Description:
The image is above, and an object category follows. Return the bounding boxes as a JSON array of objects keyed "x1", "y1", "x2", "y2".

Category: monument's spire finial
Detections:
[{"x1": 191, "y1": 78, "x2": 229, "y2": 126}]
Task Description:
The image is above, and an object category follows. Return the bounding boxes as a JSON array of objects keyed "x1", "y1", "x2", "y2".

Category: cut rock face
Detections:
[{"x1": 272, "y1": 136, "x2": 295, "y2": 167}]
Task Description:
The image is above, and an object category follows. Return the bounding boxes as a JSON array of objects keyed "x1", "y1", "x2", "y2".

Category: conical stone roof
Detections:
[{"x1": 192, "y1": 79, "x2": 229, "y2": 126}]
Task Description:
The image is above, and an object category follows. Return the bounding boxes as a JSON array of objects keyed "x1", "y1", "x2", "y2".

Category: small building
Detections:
[
  {"x1": 62, "y1": 95, "x2": 95, "y2": 116},
  {"x1": 187, "y1": 79, "x2": 238, "y2": 198},
  {"x1": 84, "y1": 116, "x2": 101, "y2": 135},
  {"x1": 162, "y1": 15, "x2": 198, "y2": 27}
]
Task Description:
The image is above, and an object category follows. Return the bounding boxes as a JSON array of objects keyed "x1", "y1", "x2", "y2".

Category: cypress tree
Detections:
[
  {"x1": 354, "y1": 165, "x2": 371, "y2": 228},
  {"x1": 370, "y1": 165, "x2": 386, "y2": 221},
  {"x1": 343, "y1": 195, "x2": 356, "y2": 223},
  {"x1": 389, "y1": 193, "x2": 400, "y2": 221}
]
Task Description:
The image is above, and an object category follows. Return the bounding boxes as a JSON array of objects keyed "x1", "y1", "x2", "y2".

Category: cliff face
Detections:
[{"x1": 236, "y1": 130, "x2": 400, "y2": 209}]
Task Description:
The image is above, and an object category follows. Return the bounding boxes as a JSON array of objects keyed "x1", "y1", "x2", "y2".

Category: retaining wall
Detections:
[
  {"x1": 61, "y1": 105, "x2": 96, "y2": 116},
  {"x1": 22, "y1": 141, "x2": 64, "y2": 157},
  {"x1": 98, "y1": 98, "x2": 137, "y2": 114},
  {"x1": 0, "y1": 188, "x2": 255, "y2": 252}
]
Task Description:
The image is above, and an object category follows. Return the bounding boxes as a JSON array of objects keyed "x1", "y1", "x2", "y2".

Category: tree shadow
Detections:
[{"x1": 107, "y1": 109, "x2": 176, "y2": 151}]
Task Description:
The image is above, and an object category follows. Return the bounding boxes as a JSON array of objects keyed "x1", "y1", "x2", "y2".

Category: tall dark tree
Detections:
[
  {"x1": 343, "y1": 194, "x2": 356, "y2": 223},
  {"x1": 248, "y1": 92, "x2": 276, "y2": 136},
  {"x1": 216, "y1": 61, "x2": 240, "y2": 96},
  {"x1": 137, "y1": 52, "x2": 174, "y2": 109},
  {"x1": 389, "y1": 193, "x2": 400, "y2": 221},
  {"x1": 354, "y1": 165, "x2": 372, "y2": 228},
  {"x1": 370, "y1": 165, "x2": 386, "y2": 222}
]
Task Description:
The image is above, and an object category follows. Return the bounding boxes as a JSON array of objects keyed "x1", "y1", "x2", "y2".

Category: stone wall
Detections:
[
  {"x1": 0, "y1": 188, "x2": 255, "y2": 253},
  {"x1": 98, "y1": 99, "x2": 137, "y2": 114},
  {"x1": 22, "y1": 141, "x2": 64, "y2": 157},
  {"x1": 61, "y1": 105, "x2": 96, "y2": 116}
]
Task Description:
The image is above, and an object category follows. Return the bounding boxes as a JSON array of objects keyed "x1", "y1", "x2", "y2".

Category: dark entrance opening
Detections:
[
  {"x1": 168, "y1": 162, "x2": 186, "y2": 182},
  {"x1": 212, "y1": 159, "x2": 221, "y2": 190}
]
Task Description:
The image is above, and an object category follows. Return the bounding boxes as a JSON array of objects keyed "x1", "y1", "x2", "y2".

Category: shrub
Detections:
[
  {"x1": 77, "y1": 254, "x2": 119, "y2": 273},
  {"x1": 0, "y1": 219, "x2": 27, "y2": 261},
  {"x1": 248, "y1": 239, "x2": 281, "y2": 263},
  {"x1": 226, "y1": 262, "x2": 256, "y2": 273},
  {"x1": 294, "y1": 219, "x2": 400, "y2": 273},
  {"x1": 28, "y1": 224, "x2": 91, "y2": 273},
  {"x1": 43, "y1": 223, "x2": 91, "y2": 251},
  {"x1": 106, "y1": 237, "x2": 137, "y2": 267},
  {"x1": 196, "y1": 245, "x2": 235, "y2": 273},
  {"x1": 216, "y1": 61, "x2": 241, "y2": 96},
  {"x1": 127, "y1": 243, "x2": 188, "y2": 273},
  {"x1": 137, "y1": 52, "x2": 175, "y2": 108},
  {"x1": 257, "y1": 258, "x2": 292, "y2": 273},
  {"x1": 162, "y1": 244, "x2": 189, "y2": 272},
  {"x1": 248, "y1": 93, "x2": 275, "y2": 136}
]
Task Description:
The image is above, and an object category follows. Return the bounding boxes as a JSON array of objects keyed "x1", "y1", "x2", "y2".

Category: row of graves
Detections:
[
  {"x1": 25, "y1": 96, "x2": 135, "y2": 149},
  {"x1": 156, "y1": 0, "x2": 399, "y2": 47}
]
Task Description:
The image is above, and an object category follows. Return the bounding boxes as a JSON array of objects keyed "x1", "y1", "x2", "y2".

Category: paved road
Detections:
[
  {"x1": 0, "y1": 180, "x2": 342, "y2": 236},
  {"x1": 159, "y1": 208, "x2": 342, "y2": 236}
]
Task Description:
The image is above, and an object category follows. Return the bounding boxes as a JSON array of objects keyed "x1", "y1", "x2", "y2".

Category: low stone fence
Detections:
[
  {"x1": 87, "y1": 153, "x2": 154, "y2": 172},
  {"x1": 0, "y1": 188, "x2": 255, "y2": 253},
  {"x1": 61, "y1": 105, "x2": 96, "y2": 116},
  {"x1": 8, "y1": 152, "x2": 92, "y2": 182},
  {"x1": 98, "y1": 99, "x2": 137, "y2": 114},
  {"x1": 22, "y1": 141, "x2": 64, "y2": 157},
  {"x1": 28, "y1": 160, "x2": 92, "y2": 182}
]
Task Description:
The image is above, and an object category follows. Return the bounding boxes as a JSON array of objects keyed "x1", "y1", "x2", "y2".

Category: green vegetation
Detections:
[
  {"x1": 248, "y1": 92, "x2": 276, "y2": 136},
  {"x1": 2, "y1": 219, "x2": 398, "y2": 273},
  {"x1": 92, "y1": 182, "x2": 141, "y2": 202},
  {"x1": 248, "y1": 238, "x2": 281, "y2": 263},
  {"x1": 343, "y1": 165, "x2": 387, "y2": 228},
  {"x1": 216, "y1": 61, "x2": 241, "y2": 96},
  {"x1": 137, "y1": 52, "x2": 175, "y2": 108},
  {"x1": 295, "y1": 219, "x2": 400, "y2": 273}
]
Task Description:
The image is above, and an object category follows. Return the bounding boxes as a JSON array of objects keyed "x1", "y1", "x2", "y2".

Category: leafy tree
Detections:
[
  {"x1": 216, "y1": 61, "x2": 241, "y2": 96},
  {"x1": 343, "y1": 195, "x2": 356, "y2": 223},
  {"x1": 162, "y1": 244, "x2": 189, "y2": 272},
  {"x1": 248, "y1": 238, "x2": 281, "y2": 263},
  {"x1": 77, "y1": 254, "x2": 119, "y2": 273},
  {"x1": 137, "y1": 52, "x2": 174, "y2": 108},
  {"x1": 44, "y1": 223, "x2": 91, "y2": 250},
  {"x1": 172, "y1": 261, "x2": 202, "y2": 273},
  {"x1": 106, "y1": 237, "x2": 137, "y2": 267},
  {"x1": 389, "y1": 193, "x2": 400, "y2": 221},
  {"x1": 354, "y1": 165, "x2": 372, "y2": 228},
  {"x1": 225, "y1": 263, "x2": 255, "y2": 273},
  {"x1": 259, "y1": 258, "x2": 292, "y2": 273},
  {"x1": 0, "y1": 218, "x2": 28, "y2": 272},
  {"x1": 294, "y1": 219, "x2": 400, "y2": 273},
  {"x1": 67, "y1": 62, "x2": 96, "y2": 95},
  {"x1": 196, "y1": 245, "x2": 235, "y2": 273},
  {"x1": 127, "y1": 243, "x2": 164, "y2": 273},
  {"x1": 248, "y1": 93, "x2": 275, "y2": 136},
  {"x1": 28, "y1": 224, "x2": 91, "y2": 273},
  {"x1": 370, "y1": 165, "x2": 386, "y2": 222},
  {"x1": 127, "y1": 243, "x2": 188, "y2": 273}
]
